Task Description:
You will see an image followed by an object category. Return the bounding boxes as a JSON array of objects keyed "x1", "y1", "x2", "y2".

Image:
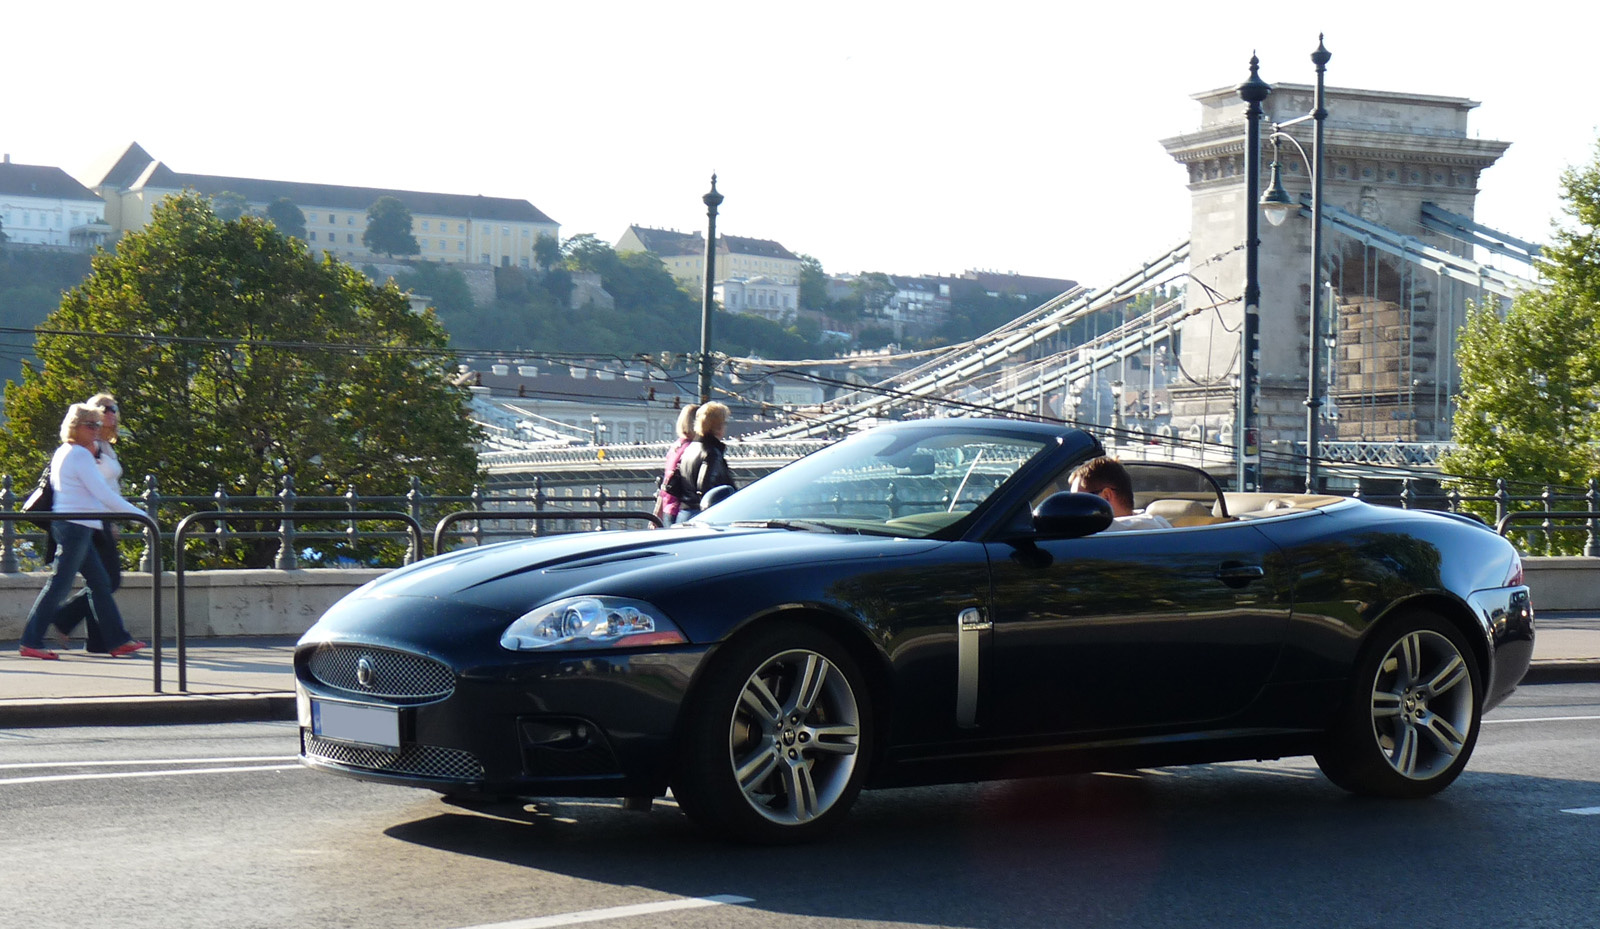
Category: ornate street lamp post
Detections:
[
  {"x1": 698, "y1": 175, "x2": 723, "y2": 404},
  {"x1": 1237, "y1": 56, "x2": 1271, "y2": 492}
]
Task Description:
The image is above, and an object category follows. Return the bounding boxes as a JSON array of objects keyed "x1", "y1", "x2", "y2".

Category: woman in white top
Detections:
[
  {"x1": 50, "y1": 394, "x2": 126, "y2": 652},
  {"x1": 18, "y1": 404, "x2": 149, "y2": 660}
]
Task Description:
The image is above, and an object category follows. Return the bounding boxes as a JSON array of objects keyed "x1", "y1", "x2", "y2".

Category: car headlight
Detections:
[{"x1": 500, "y1": 596, "x2": 687, "y2": 651}]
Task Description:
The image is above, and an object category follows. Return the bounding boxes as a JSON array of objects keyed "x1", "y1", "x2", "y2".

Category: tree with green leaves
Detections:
[
  {"x1": 0, "y1": 191, "x2": 482, "y2": 566},
  {"x1": 561, "y1": 233, "x2": 612, "y2": 272},
  {"x1": 798, "y1": 253, "x2": 828, "y2": 311},
  {"x1": 1441, "y1": 137, "x2": 1600, "y2": 549},
  {"x1": 852, "y1": 272, "x2": 896, "y2": 318},
  {"x1": 533, "y1": 233, "x2": 561, "y2": 271},
  {"x1": 362, "y1": 196, "x2": 419, "y2": 258},
  {"x1": 210, "y1": 191, "x2": 250, "y2": 222},
  {"x1": 265, "y1": 197, "x2": 307, "y2": 240}
]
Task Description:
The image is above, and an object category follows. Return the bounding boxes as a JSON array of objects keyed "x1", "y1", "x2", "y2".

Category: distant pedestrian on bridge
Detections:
[
  {"x1": 17, "y1": 403, "x2": 148, "y2": 660},
  {"x1": 653, "y1": 402, "x2": 699, "y2": 527},
  {"x1": 675, "y1": 401, "x2": 736, "y2": 521}
]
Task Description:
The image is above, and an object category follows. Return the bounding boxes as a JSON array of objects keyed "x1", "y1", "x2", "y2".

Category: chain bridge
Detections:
[{"x1": 482, "y1": 82, "x2": 1544, "y2": 496}]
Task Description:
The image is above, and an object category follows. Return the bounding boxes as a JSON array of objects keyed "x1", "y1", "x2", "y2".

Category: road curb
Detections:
[
  {"x1": 1521, "y1": 660, "x2": 1600, "y2": 685},
  {"x1": 0, "y1": 692, "x2": 296, "y2": 729}
]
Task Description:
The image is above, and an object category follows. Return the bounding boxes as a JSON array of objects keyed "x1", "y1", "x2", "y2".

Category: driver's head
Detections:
[{"x1": 1068, "y1": 456, "x2": 1134, "y2": 517}]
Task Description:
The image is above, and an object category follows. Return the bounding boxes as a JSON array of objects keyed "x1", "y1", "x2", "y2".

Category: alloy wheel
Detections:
[
  {"x1": 1368, "y1": 629, "x2": 1474, "y2": 780},
  {"x1": 728, "y1": 648, "x2": 862, "y2": 825}
]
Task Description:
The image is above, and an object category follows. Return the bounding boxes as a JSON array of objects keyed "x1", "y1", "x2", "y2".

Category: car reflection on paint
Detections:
[{"x1": 295, "y1": 419, "x2": 1534, "y2": 843}]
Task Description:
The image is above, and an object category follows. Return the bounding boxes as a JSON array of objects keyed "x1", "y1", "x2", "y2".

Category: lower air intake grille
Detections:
[{"x1": 304, "y1": 736, "x2": 484, "y2": 781}]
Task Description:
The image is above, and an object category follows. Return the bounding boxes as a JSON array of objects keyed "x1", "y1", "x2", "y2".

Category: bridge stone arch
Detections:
[{"x1": 1161, "y1": 83, "x2": 1512, "y2": 455}]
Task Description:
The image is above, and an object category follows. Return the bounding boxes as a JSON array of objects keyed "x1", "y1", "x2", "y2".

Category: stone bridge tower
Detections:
[{"x1": 1160, "y1": 84, "x2": 1509, "y2": 466}]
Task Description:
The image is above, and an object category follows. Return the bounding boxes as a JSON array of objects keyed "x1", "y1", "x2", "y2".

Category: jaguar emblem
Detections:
[{"x1": 356, "y1": 656, "x2": 376, "y2": 689}]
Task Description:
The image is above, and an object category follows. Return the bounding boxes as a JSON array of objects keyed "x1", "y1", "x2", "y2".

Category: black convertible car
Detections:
[{"x1": 296, "y1": 419, "x2": 1534, "y2": 842}]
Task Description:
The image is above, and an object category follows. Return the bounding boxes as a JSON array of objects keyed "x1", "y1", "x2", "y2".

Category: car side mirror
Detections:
[
  {"x1": 1031, "y1": 491, "x2": 1114, "y2": 538},
  {"x1": 701, "y1": 484, "x2": 737, "y2": 510}
]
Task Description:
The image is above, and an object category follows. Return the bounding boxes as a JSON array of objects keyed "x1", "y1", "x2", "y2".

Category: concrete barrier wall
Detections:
[
  {"x1": 0, "y1": 570, "x2": 384, "y2": 641},
  {"x1": 1520, "y1": 557, "x2": 1598, "y2": 611},
  {"x1": 0, "y1": 555, "x2": 1593, "y2": 642}
]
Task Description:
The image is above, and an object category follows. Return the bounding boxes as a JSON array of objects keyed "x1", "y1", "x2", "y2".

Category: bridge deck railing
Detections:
[{"x1": 4, "y1": 467, "x2": 1600, "y2": 569}]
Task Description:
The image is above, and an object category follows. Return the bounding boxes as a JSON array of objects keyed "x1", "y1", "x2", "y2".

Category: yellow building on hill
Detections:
[{"x1": 94, "y1": 143, "x2": 558, "y2": 268}]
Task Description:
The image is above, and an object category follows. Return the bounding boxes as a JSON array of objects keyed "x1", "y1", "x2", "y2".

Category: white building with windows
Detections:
[
  {"x1": 0, "y1": 155, "x2": 107, "y2": 247},
  {"x1": 715, "y1": 275, "x2": 799, "y2": 323}
]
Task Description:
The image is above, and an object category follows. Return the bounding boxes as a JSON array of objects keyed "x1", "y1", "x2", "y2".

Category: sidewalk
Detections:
[
  {"x1": 0, "y1": 637, "x2": 300, "y2": 727},
  {"x1": 3, "y1": 615, "x2": 1599, "y2": 728}
]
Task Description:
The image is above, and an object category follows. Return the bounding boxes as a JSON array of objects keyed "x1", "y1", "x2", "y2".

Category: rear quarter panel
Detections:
[{"x1": 1248, "y1": 501, "x2": 1521, "y2": 687}]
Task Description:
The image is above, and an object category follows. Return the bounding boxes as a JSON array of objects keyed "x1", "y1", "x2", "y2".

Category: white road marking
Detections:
[
  {"x1": 455, "y1": 895, "x2": 755, "y2": 929},
  {"x1": 0, "y1": 755, "x2": 295, "y2": 770},
  {"x1": 0, "y1": 764, "x2": 301, "y2": 785},
  {"x1": 1484, "y1": 715, "x2": 1600, "y2": 725},
  {"x1": 1561, "y1": 807, "x2": 1600, "y2": 815}
]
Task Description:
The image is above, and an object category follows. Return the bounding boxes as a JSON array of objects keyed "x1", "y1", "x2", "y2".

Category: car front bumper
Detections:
[{"x1": 296, "y1": 639, "x2": 713, "y2": 799}]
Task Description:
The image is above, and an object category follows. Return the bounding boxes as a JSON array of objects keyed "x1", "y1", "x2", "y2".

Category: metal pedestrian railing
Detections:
[
  {"x1": 2, "y1": 510, "x2": 164, "y2": 692},
  {"x1": 170, "y1": 511, "x2": 427, "y2": 693},
  {"x1": 432, "y1": 509, "x2": 662, "y2": 556}
]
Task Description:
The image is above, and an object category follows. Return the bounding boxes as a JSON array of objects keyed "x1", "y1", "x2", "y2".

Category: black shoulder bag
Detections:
[
  {"x1": 21, "y1": 466, "x2": 52, "y2": 529},
  {"x1": 20, "y1": 465, "x2": 56, "y2": 564}
]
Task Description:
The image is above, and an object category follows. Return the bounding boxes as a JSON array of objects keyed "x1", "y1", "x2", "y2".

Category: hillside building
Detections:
[
  {"x1": 93, "y1": 143, "x2": 558, "y2": 268},
  {"x1": 0, "y1": 155, "x2": 110, "y2": 248},
  {"x1": 616, "y1": 225, "x2": 803, "y2": 311}
]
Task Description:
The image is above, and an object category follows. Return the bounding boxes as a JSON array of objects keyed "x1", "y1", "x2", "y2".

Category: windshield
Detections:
[{"x1": 693, "y1": 428, "x2": 1050, "y2": 538}]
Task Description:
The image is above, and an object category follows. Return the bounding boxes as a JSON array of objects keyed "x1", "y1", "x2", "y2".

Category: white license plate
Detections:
[{"x1": 311, "y1": 699, "x2": 400, "y2": 751}]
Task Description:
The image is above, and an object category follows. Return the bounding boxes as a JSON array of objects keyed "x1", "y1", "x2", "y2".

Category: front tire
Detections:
[
  {"x1": 674, "y1": 622, "x2": 872, "y2": 844},
  {"x1": 1315, "y1": 611, "x2": 1482, "y2": 798}
]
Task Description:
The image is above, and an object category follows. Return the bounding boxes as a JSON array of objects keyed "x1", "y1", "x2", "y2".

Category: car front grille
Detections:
[
  {"x1": 304, "y1": 735, "x2": 485, "y2": 781},
  {"x1": 305, "y1": 644, "x2": 454, "y2": 704}
]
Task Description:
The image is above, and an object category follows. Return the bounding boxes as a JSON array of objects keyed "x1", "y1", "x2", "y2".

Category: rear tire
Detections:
[
  {"x1": 1315, "y1": 611, "x2": 1481, "y2": 798},
  {"x1": 673, "y1": 622, "x2": 872, "y2": 844}
]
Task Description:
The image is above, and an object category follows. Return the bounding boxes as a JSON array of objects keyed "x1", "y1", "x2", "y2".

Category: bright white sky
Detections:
[{"x1": 8, "y1": 2, "x2": 1595, "y2": 286}]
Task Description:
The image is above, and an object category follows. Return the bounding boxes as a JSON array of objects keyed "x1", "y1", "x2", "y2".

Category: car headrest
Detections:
[{"x1": 1143, "y1": 499, "x2": 1211, "y2": 520}]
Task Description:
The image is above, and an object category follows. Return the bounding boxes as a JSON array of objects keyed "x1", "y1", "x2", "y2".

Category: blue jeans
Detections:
[
  {"x1": 51, "y1": 527, "x2": 121, "y2": 651},
  {"x1": 20, "y1": 522, "x2": 133, "y2": 650}
]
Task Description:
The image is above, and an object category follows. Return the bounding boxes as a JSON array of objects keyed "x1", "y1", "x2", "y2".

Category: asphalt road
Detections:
[{"x1": 3, "y1": 684, "x2": 1598, "y2": 929}]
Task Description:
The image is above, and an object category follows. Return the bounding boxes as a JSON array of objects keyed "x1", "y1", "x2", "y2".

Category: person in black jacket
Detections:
[{"x1": 674, "y1": 401, "x2": 735, "y2": 521}]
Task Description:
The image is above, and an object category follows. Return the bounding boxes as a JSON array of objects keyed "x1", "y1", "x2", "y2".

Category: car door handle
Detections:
[{"x1": 1216, "y1": 562, "x2": 1265, "y2": 587}]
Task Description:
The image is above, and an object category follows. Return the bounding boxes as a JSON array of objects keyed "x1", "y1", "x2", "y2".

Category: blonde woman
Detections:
[
  {"x1": 652, "y1": 403, "x2": 699, "y2": 526},
  {"x1": 674, "y1": 401, "x2": 736, "y2": 521},
  {"x1": 52, "y1": 393, "x2": 127, "y2": 652},
  {"x1": 18, "y1": 403, "x2": 148, "y2": 660}
]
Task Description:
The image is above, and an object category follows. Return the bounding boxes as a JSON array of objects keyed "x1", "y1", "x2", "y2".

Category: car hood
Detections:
[{"x1": 326, "y1": 525, "x2": 944, "y2": 619}]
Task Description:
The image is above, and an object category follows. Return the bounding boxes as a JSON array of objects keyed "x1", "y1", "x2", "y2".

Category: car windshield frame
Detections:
[{"x1": 689, "y1": 425, "x2": 1060, "y2": 539}]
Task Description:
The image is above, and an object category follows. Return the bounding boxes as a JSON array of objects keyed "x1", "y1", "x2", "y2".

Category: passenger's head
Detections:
[
  {"x1": 675, "y1": 402, "x2": 701, "y2": 441},
  {"x1": 1068, "y1": 456, "x2": 1134, "y2": 517},
  {"x1": 60, "y1": 403, "x2": 105, "y2": 444},
  {"x1": 695, "y1": 401, "x2": 730, "y2": 439},
  {"x1": 87, "y1": 393, "x2": 120, "y2": 441}
]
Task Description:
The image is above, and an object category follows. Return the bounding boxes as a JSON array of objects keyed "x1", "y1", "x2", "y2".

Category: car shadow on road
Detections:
[{"x1": 381, "y1": 761, "x2": 1598, "y2": 928}]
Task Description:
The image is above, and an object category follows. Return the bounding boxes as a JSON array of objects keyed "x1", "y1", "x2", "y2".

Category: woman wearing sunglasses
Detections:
[
  {"x1": 50, "y1": 393, "x2": 128, "y2": 653},
  {"x1": 18, "y1": 403, "x2": 149, "y2": 660}
]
